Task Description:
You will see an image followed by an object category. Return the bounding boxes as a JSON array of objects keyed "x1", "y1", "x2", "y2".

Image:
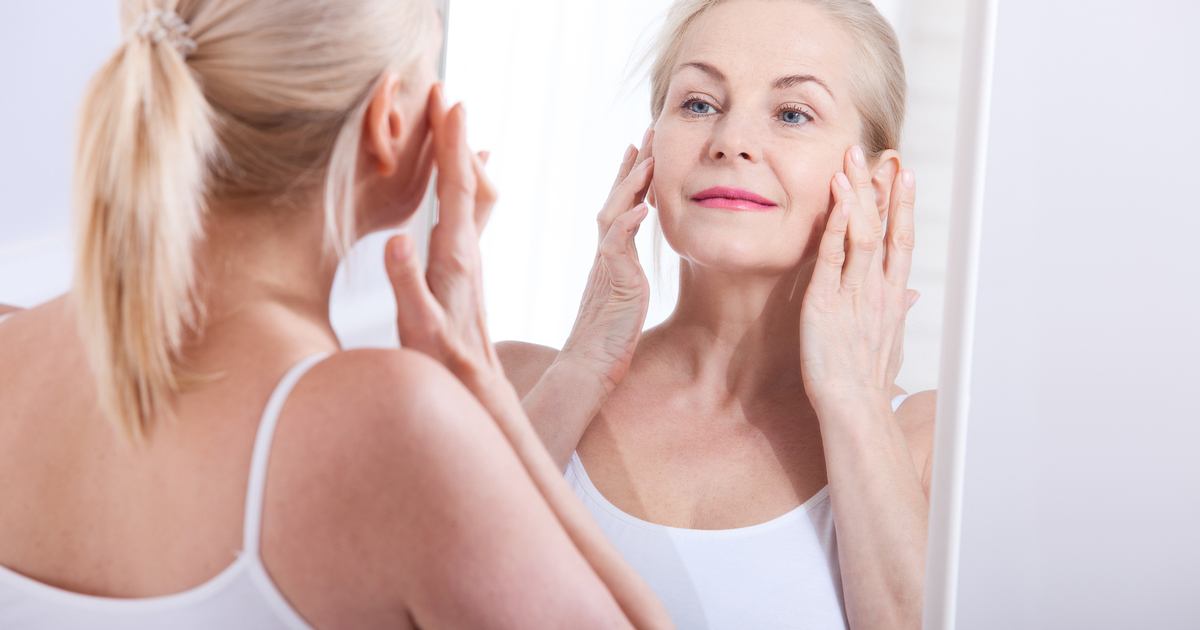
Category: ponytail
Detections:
[{"x1": 73, "y1": 5, "x2": 215, "y2": 443}]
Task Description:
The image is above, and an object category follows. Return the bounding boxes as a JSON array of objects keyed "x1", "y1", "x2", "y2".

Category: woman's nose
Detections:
[{"x1": 707, "y1": 113, "x2": 762, "y2": 164}]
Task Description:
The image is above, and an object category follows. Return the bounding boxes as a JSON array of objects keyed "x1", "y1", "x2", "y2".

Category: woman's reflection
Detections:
[{"x1": 500, "y1": 0, "x2": 936, "y2": 627}]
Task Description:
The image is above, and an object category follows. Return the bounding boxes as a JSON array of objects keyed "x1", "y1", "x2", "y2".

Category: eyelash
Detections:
[{"x1": 678, "y1": 97, "x2": 815, "y2": 126}]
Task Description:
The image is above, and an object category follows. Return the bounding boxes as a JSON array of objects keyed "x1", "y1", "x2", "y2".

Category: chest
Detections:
[{"x1": 577, "y1": 382, "x2": 829, "y2": 530}]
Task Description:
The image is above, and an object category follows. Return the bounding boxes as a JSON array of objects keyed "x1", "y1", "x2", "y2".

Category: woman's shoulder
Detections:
[
  {"x1": 300, "y1": 347, "x2": 472, "y2": 422},
  {"x1": 262, "y1": 347, "x2": 496, "y2": 617},
  {"x1": 262, "y1": 347, "x2": 622, "y2": 627},
  {"x1": 495, "y1": 340, "x2": 559, "y2": 398},
  {"x1": 894, "y1": 389, "x2": 937, "y2": 497}
]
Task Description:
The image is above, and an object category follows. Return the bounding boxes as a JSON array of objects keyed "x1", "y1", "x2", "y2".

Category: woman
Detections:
[
  {"x1": 500, "y1": 0, "x2": 935, "y2": 628},
  {"x1": 0, "y1": 1, "x2": 674, "y2": 628}
]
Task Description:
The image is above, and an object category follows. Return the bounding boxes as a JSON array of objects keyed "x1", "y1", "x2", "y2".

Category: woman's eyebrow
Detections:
[
  {"x1": 680, "y1": 61, "x2": 728, "y2": 83},
  {"x1": 774, "y1": 74, "x2": 835, "y2": 101}
]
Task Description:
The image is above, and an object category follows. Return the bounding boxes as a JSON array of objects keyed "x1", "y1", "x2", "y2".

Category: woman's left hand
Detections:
[{"x1": 799, "y1": 145, "x2": 917, "y2": 417}]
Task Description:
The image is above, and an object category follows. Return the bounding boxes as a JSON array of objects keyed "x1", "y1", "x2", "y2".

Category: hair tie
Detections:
[{"x1": 131, "y1": 8, "x2": 197, "y2": 57}]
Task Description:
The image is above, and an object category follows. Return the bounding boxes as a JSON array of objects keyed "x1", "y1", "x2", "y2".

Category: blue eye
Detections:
[
  {"x1": 780, "y1": 108, "x2": 811, "y2": 124},
  {"x1": 687, "y1": 100, "x2": 716, "y2": 115}
]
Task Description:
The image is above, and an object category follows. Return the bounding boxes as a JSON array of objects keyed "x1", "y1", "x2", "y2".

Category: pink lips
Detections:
[{"x1": 691, "y1": 187, "x2": 778, "y2": 211}]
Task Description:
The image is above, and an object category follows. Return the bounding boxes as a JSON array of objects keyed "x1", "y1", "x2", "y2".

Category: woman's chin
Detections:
[
  {"x1": 676, "y1": 247, "x2": 809, "y2": 278},
  {"x1": 666, "y1": 229, "x2": 817, "y2": 277}
]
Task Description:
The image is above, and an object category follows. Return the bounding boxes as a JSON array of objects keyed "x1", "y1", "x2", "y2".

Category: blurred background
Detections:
[{"x1": 0, "y1": 0, "x2": 962, "y2": 393}]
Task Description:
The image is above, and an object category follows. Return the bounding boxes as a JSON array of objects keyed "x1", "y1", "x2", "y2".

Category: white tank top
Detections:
[
  {"x1": 0, "y1": 350, "x2": 329, "y2": 630},
  {"x1": 566, "y1": 394, "x2": 909, "y2": 630}
]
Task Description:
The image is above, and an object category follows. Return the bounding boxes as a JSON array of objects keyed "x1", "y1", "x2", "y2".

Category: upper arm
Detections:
[
  {"x1": 895, "y1": 389, "x2": 937, "y2": 500},
  {"x1": 496, "y1": 341, "x2": 559, "y2": 399},
  {"x1": 264, "y1": 348, "x2": 628, "y2": 630}
]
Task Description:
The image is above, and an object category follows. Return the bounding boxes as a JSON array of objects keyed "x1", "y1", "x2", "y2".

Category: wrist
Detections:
[
  {"x1": 809, "y1": 390, "x2": 895, "y2": 427},
  {"x1": 547, "y1": 352, "x2": 624, "y2": 399}
]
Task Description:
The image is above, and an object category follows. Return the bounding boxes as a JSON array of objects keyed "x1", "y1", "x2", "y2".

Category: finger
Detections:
[
  {"x1": 884, "y1": 168, "x2": 917, "y2": 288},
  {"x1": 610, "y1": 144, "x2": 638, "y2": 193},
  {"x1": 907, "y1": 289, "x2": 921, "y2": 311},
  {"x1": 811, "y1": 181, "x2": 852, "y2": 295},
  {"x1": 430, "y1": 102, "x2": 478, "y2": 246},
  {"x1": 478, "y1": 150, "x2": 490, "y2": 166},
  {"x1": 472, "y1": 150, "x2": 497, "y2": 233},
  {"x1": 841, "y1": 198, "x2": 878, "y2": 292},
  {"x1": 596, "y1": 156, "x2": 654, "y2": 239},
  {"x1": 384, "y1": 234, "x2": 444, "y2": 352},
  {"x1": 632, "y1": 130, "x2": 655, "y2": 206},
  {"x1": 832, "y1": 170, "x2": 877, "y2": 291},
  {"x1": 599, "y1": 203, "x2": 650, "y2": 288},
  {"x1": 426, "y1": 83, "x2": 447, "y2": 128},
  {"x1": 844, "y1": 145, "x2": 885, "y2": 244}
]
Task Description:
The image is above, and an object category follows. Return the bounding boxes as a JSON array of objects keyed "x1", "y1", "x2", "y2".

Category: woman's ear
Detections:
[
  {"x1": 871, "y1": 149, "x2": 902, "y2": 222},
  {"x1": 363, "y1": 73, "x2": 406, "y2": 177}
]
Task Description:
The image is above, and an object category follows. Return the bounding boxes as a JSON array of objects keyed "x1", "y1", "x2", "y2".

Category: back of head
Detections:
[
  {"x1": 74, "y1": 0, "x2": 437, "y2": 443},
  {"x1": 647, "y1": 0, "x2": 906, "y2": 161}
]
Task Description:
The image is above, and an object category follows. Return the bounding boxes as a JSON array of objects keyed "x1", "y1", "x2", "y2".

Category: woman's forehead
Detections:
[{"x1": 673, "y1": 1, "x2": 851, "y2": 93}]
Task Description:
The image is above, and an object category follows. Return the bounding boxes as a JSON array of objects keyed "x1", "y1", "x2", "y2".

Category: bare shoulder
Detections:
[
  {"x1": 496, "y1": 340, "x2": 559, "y2": 398},
  {"x1": 0, "y1": 304, "x2": 22, "y2": 317},
  {"x1": 263, "y1": 348, "x2": 622, "y2": 628},
  {"x1": 262, "y1": 347, "x2": 489, "y2": 624},
  {"x1": 895, "y1": 389, "x2": 937, "y2": 496}
]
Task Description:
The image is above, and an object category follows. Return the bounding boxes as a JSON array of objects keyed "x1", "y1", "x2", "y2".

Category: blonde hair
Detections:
[
  {"x1": 74, "y1": 0, "x2": 437, "y2": 443},
  {"x1": 646, "y1": 0, "x2": 906, "y2": 160}
]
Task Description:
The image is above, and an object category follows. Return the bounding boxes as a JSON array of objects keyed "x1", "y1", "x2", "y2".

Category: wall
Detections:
[{"x1": 955, "y1": 0, "x2": 1200, "y2": 626}]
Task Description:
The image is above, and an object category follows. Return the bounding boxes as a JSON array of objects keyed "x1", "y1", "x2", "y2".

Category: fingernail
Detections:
[
  {"x1": 851, "y1": 146, "x2": 865, "y2": 167},
  {"x1": 841, "y1": 200, "x2": 852, "y2": 217},
  {"x1": 624, "y1": 144, "x2": 637, "y2": 163},
  {"x1": 642, "y1": 128, "x2": 653, "y2": 148},
  {"x1": 479, "y1": 150, "x2": 491, "y2": 165},
  {"x1": 637, "y1": 156, "x2": 654, "y2": 170},
  {"x1": 835, "y1": 172, "x2": 851, "y2": 190},
  {"x1": 902, "y1": 169, "x2": 915, "y2": 189},
  {"x1": 909, "y1": 291, "x2": 921, "y2": 308}
]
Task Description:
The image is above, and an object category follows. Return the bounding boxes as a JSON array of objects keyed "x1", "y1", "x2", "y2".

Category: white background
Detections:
[
  {"x1": 0, "y1": 0, "x2": 959, "y2": 394},
  {"x1": 954, "y1": 0, "x2": 1200, "y2": 626}
]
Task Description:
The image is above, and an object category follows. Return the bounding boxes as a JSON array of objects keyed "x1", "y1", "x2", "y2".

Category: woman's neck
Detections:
[
  {"x1": 653, "y1": 259, "x2": 816, "y2": 402},
  {"x1": 187, "y1": 200, "x2": 343, "y2": 359}
]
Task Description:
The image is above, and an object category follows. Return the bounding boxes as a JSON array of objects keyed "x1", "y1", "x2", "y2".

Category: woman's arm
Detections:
[
  {"x1": 383, "y1": 90, "x2": 673, "y2": 630},
  {"x1": 800, "y1": 146, "x2": 931, "y2": 630},
  {"x1": 498, "y1": 134, "x2": 657, "y2": 471}
]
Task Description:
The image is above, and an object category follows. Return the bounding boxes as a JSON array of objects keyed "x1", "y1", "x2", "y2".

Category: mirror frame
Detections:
[{"x1": 922, "y1": 0, "x2": 999, "y2": 628}]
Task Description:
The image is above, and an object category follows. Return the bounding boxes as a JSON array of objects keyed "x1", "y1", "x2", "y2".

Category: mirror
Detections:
[{"x1": 0, "y1": 1, "x2": 989, "y2": 626}]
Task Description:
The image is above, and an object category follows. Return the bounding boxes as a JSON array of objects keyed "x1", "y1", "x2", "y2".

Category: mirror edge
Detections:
[{"x1": 922, "y1": 0, "x2": 999, "y2": 628}]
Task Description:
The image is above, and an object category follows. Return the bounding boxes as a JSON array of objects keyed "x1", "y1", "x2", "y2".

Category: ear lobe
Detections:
[
  {"x1": 364, "y1": 73, "x2": 405, "y2": 177},
  {"x1": 647, "y1": 182, "x2": 657, "y2": 208},
  {"x1": 871, "y1": 149, "x2": 901, "y2": 221}
]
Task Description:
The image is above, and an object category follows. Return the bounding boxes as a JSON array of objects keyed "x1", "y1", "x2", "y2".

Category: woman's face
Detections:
[{"x1": 652, "y1": 0, "x2": 866, "y2": 275}]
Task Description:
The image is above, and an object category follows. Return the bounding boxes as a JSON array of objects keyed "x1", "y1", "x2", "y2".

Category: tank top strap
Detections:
[
  {"x1": 0, "y1": 312, "x2": 15, "y2": 326},
  {"x1": 890, "y1": 393, "x2": 910, "y2": 412},
  {"x1": 242, "y1": 353, "x2": 332, "y2": 556}
]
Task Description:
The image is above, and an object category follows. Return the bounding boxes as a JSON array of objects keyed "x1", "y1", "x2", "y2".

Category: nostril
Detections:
[{"x1": 739, "y1": 152, "x2": 751, "y2": 160}]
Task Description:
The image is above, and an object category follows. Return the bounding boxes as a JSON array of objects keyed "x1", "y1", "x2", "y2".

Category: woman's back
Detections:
[
  {"x1": 0, "y1": 298, "x2": 307, "y2": 598},
  {"x1": 0, "y1": 293, "x2": 631, "y2": 628}
]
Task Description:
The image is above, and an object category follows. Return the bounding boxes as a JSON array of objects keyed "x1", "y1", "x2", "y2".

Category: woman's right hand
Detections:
[
  {"x1": 556, "y1": 132, "x2": 655, "y2": 396},
  {"x1": 517, "y1": 132, "x2": 656, "y2": 468}
]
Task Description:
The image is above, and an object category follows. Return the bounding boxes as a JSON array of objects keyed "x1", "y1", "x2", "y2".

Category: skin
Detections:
[
  {"x1": 0, "y1": 9, "x2": 669, "y2": 629},
  {"x1": 500, "y1": 1, "x2": 935, "y2": 628}
]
